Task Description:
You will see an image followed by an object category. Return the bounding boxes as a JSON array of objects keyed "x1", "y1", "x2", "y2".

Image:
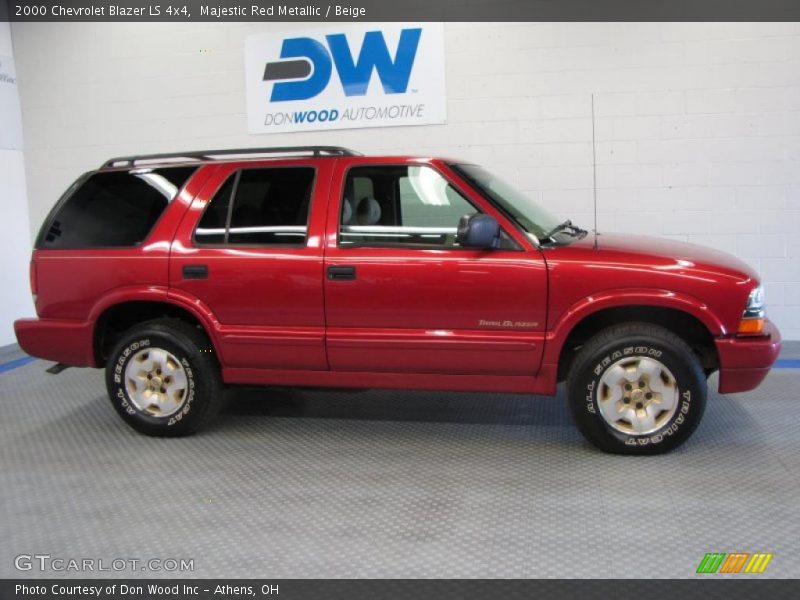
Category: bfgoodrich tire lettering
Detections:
[
  {"x1": 567, "y1": 323, "x2": 707, "y2": 455},
  {"x1": 105, "y1": 318, "x2": 222, "y2": 436}
]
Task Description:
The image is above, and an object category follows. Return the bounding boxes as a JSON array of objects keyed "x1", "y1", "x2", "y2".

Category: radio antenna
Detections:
[{"x1": 591, "y1": 93, "x2": 599, "y2": 250}]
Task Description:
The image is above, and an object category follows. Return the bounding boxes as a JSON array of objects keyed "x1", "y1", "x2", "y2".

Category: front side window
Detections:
[
  {"x1": 38, "y1": 167, "x2": 196, "y2": 249},
  {"x1": 194, "y1": 167, "x2": 315, "y2": 246},
  {"x1": 451, "y1": 163, "x2": 564, "y2": 241},
  {"x1": 339, "y1": 165, "x2": 479, "y2": 248}
]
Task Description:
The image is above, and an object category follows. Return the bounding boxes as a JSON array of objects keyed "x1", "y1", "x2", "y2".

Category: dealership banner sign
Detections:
[{"x1": 245, "y1": 23, "x2": 446, "y2": 134}]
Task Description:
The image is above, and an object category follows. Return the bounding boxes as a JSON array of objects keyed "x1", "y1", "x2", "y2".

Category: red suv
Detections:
[{"x1": 14, "y1": 146, "x2": 781, "y2": 454}]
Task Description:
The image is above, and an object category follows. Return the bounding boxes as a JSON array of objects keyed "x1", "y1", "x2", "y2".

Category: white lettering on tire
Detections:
[
  {"x1": 115, "y1": 339, "x2": 193, "y2": 426},
  {"x1": 586, "y1": 344, "x2": 687, "y2": 446}
]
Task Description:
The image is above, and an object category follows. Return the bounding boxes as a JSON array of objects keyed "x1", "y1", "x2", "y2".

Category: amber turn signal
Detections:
[{"x1": 738, "y1": 318, "x2": 765, "y2": 335}]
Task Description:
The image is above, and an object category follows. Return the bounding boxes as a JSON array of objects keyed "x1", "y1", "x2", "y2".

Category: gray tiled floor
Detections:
[
  {"x1": 1, "y1": 358, "x2": 798, "y2": 578},
  {"x1": 780, "y1": 340, "x2": 800, "y2": 359}
]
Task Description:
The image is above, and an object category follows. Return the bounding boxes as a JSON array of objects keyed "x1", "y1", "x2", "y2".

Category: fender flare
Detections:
[
  {"x1": 89, "y1": 287, "x2": 223, "y2": 364},
  {"x1": 543, "y1": 288, "x2": 725, "y2": 367}
]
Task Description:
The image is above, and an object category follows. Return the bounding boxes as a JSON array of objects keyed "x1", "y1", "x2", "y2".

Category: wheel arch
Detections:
[
  {"x1": 92, "y1": 294, "x2": 221, "y2": 367},
  {"x1": 549, "y1": 291, "x2": 722, "y2": 382}
]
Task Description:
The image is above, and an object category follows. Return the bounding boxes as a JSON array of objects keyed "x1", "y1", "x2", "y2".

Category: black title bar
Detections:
[
  {"x1": 4, "y1": 0, "x2": 800, "y2": 22},
  {"x1": 2, "y1": 579, "x2": 800, "y2": 600}
]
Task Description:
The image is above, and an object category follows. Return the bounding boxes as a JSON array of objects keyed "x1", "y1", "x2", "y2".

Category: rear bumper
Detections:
[
  {"x1": 715, "y1": 320, "x2": 781, "y2": 394},
  {"x1": 14, "y1": 318, "x2": 96, "y2": 367}
]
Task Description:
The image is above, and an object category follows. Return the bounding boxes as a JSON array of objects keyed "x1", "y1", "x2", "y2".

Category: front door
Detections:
[
  {"x1": 323, "y1": 159, "x2": 548, "y2": 376},
  {"x1": 170, "y1": 161, "x2": 332, "y2": 371}
]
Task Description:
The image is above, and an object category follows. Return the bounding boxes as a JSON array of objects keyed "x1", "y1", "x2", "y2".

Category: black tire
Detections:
[
  {"x1": 566, "y1": 322, "x2": 707, "y2": 455},
  {"x1": 105, "y1": 318, "x2": 223, "y2": 437}
]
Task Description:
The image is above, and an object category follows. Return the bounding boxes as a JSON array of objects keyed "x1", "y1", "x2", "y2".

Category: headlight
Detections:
[
  {"x1": 739, "y1": 285, "x2": 765, "y2": 335},
  {"x1": 745, "y1": 286, "x2": 765, "y2": 318}
]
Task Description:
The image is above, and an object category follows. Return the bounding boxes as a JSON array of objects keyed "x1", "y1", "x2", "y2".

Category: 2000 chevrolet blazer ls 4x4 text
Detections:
[{"x1": 14, "y1": 146, "x2": 781, "y2": 454}]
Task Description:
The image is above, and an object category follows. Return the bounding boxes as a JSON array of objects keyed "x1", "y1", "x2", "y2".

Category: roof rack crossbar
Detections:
[{"x1": 102, "y1": 146, "x2": 361, "y2": 168}]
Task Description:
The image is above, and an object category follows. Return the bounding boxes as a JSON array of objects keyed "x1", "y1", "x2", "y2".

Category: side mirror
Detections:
[{"x1": 456, "y1": 214, "x2": 501, "y2": 249}]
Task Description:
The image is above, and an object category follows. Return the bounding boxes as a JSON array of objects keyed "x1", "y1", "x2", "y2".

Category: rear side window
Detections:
[
  {"x1": 194, "y1": 167, "x2": 315, "y2": 246},
  {"x1": 38, "y1": 167, "x2": 196, "y2": 249}
]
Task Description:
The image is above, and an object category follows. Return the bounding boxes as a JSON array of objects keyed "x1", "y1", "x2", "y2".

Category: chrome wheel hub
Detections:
[
  {"x1": 124, "y1": 347, "x2": 188, "y2": 417},
  {"x1": 597, "y1": 356, "x2": 679, "y2": 435}
]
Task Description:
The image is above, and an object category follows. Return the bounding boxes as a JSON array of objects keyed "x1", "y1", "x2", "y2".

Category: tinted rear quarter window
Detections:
[{"x1": 38, "y1": 167, "x2": 196, "y2": 249}]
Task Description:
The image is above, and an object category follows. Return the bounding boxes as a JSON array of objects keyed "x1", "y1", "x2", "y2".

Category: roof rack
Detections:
[{"x1": 101, "y1": 146, "x2": 361, "y2": 168}]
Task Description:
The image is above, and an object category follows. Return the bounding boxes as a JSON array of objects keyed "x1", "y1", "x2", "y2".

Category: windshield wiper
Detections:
[{"x1": 543, "y1": 220, "x2": 587, "y2": 241}]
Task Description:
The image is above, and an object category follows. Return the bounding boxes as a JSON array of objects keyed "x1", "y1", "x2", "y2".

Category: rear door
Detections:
[
  {"x1": 323, "y1": 158, "x2": 548, "y2": 376},
  {"x1": 170, "y1": 160, "x2": 333, "y2": 371}
]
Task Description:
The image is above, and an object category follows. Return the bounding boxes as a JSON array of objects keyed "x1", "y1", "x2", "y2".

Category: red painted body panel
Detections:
[
  {"x1": 716, "y1": 320, "x2": 781, "y2": 393},
  {"x1": 321, "y1": 157, "x2": 548, "y2": 375},
  {"x1": 33, "y1": 169, "x2": 211, "y2": 321},
  {"x1": 544, "y1": 232, "x2": 758, "y2": 338},
  {"x1": 223, "y1": 367, "x2": 545, "y2": 395},
  {"x1": 167, "y1": 160, "x2": 332, "y2": 371},
  {"x1": 14, "y1": 155, "x2": 781, "y2": 397},
  {"x1": 14, "y1": 318, "x2": 95, "y2": 366}
]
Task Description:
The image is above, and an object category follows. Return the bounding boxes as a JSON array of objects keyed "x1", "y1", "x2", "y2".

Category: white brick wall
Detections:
[
  {"x1": 10, "y1": 22, "x2": 800, "y2": 339},
  {"x1": 0, "y1": 22, "x2": 34, "y2": 346}
]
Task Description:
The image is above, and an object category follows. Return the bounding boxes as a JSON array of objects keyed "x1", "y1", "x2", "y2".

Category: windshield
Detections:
[{"x1": 452, "y1": 163, "x2": 564, "y2": 241}]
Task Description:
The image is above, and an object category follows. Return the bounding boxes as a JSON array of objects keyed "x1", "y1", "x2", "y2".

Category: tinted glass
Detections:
[
  {"x1": 194, "y1": 175, "x2": 235, "y2": 244},
  {"x1": 452, "y1": 163, "x2": 562, "y2": 240},
  {"x1": 39, "y1": 167, "x2": 196, "y2": 249},
  {"x1": 228, "y1": 168, "x2": 314, "y2": 245},
  {"x1": 339, "y1": 165, "x2": 478, "y2": 248},
  {"x1": 194, "y1": 168, "x2": 314, "y2": 246}
]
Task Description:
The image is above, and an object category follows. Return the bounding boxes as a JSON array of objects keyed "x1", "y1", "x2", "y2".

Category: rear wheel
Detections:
[
  {"x1": 567, "y1": 323, "x2": 707, "y2": 455},
  {"x1": 105, "y1": 319, "x2": 222, "y2": 436}
]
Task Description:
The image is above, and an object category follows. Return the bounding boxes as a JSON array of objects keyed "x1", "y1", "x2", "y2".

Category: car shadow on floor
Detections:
[
  {"x1": 214, "y1": 376, "x2": 767, "y2": 449},
  {"x1": 220, "y1": 385, "x2": 575, "y2": 428},
  {"x1": 11, "y1": 364, "x2": 768, "y2": 452}
]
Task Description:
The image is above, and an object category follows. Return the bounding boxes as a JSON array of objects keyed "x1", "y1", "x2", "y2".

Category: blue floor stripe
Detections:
[
  {"x1": 775, "y1": 358, "x2": 800, "y2": 369},
  {"x1": 0, "y1": 356, "x2": 37, "y2": 374}
]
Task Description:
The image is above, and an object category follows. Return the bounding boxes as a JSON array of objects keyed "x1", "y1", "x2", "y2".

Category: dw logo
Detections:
[
  {"x1": 263, "y1": 28, "x2": 423, "y2": 102},
  {"x1": 245, "y1": 24, "x2": 445, "y2": 133}
]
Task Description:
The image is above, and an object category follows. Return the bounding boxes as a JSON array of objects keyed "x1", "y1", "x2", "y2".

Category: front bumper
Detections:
[
  {"x1": 14, "y1": 318, "x2": 96, "y2": 367},
  {"x1": 715, "y1": 319, "x2": 781, "y2": 394}
]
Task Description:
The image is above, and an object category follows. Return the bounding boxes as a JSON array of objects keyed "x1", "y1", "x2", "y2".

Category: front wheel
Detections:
[
  {"x1": 567, "y1": 323, "x2": 707, "y2": 455},
  {"x1": 105, "y1": 318, "x2": 223, "y2": 436}
]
